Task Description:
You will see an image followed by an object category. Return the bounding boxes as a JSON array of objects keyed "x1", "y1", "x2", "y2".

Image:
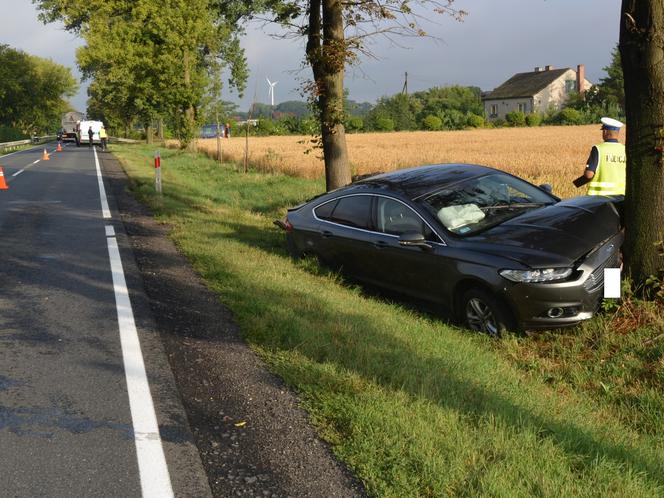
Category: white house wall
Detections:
[{"x1": 483, "y1": 98, "x2": 534, "y2": 120}]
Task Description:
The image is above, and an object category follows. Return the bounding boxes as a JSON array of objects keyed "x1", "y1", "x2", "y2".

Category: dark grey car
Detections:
[{"x1": 278, "y1": 164, "x2": 623, "y2": 334}]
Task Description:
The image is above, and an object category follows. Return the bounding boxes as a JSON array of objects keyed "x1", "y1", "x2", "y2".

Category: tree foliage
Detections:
[
  {"x1": 33, "y1": 0, "x2": 247, "y2": 146},
  {"x1": 0, "y1": 44, "x2": 77, "y2": 136}
]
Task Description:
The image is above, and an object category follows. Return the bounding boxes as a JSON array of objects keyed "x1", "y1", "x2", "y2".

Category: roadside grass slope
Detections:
[{"x1": 113, "y1": 144, "x2": 664, "y2": 497}]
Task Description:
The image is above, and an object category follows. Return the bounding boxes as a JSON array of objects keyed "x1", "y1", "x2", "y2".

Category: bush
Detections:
[
  {"x1": 466, "y1": 113, "x2": 485, "y2": 128},
  {"x1": 0, "y1": 126, "x2": 26, "y2": 142},
  {"x1": 346, "y1": 116, "x2": 364, "y2": 133},
  {"x1": 505, "y1": 111, "x2": 526, "y2": 127},
  {"x1": 549, "y1": 108, "x2": 584, "y2": 125},
  {"x1": 440, "y1": 109, "x2": 467, "y2": 130},
  {"x1": 525, "y1": 113, "x2": 542, "y2": 127},
  {"x1": 422, "y1": 115, "x2": 443, "y2": 131},
  {"x1": 375, "y1": 117, "x2": 395, "y2": 132},
  {"x1": 492, "y1": 118, "x2": 507, "y2": 128}
]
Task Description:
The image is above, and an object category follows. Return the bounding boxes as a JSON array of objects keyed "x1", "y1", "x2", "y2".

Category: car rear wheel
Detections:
[{"x1": 461, "y1": 288, "x2": 514, "y2": 337}]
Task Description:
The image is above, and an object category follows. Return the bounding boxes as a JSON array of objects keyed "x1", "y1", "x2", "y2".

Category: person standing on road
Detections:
[
  {"x1": 88, "y1": 126, "x2": 94, "y2": 148},
  {"x1": 99, "y1": 126, "x2": 108, "y2": 151},
  {"x1": 574, "y1": 117, "x2": 626, "y2": 195}
]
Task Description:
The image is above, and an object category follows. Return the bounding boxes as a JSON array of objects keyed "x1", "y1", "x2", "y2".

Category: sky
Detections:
[{"x1": 1, "y1": 0, "x2": 622, "y2": 112}]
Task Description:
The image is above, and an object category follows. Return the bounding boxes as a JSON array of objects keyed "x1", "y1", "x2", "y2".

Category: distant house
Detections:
[{"x1": 482, "y1": 65, "x2": 592, "y2": 120}]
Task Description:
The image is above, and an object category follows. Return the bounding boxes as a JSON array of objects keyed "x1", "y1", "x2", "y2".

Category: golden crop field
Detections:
[{"x1": 193, "y1": 124, "x2": 604, "y2": 198}]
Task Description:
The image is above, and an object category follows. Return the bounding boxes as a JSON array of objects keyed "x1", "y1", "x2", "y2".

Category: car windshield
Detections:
[{"x1": 418, "y1": 173, "x2": 556, "y2": 236}]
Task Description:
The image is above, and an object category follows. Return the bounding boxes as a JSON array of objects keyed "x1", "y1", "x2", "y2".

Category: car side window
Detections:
[
  {"x1": 376, "y1": 197, "x2": 436, "y2": 240},
  {"x1": 314, "y1": 200, "x2": 337, "y2": 220},
  {"x1": 325, "y1": 195, "x2": 372, "y2": 229}
]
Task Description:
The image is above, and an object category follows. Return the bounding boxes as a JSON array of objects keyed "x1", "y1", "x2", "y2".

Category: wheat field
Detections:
[{"x1": 191, "y1": 125, "x2": 603, "y2": 198}]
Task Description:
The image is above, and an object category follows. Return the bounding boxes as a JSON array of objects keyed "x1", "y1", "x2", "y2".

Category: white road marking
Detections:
[
  {"x1": 12, "y1": 169, "x2": 24, "y2": 177},
  {"x1": 106, "y1": 229, "x2": 174, "y2": 498},
  {"x1": 33, "y1": 159, "x2": 40, "y2": 164},
  {"x1": 93, "y1": 146, "x2": 111, "y2": 219},
  {"x1": 106, "y1": 225, "x2": 116, "y2": 237}
]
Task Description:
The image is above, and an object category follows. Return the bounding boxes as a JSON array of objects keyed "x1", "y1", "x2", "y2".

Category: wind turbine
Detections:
[{"x1": 266, "y1": 77, "x2": 278, "y2": 107}]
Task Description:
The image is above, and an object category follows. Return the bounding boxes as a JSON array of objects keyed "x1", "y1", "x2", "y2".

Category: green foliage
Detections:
[
  {"x1": 35, "y1": 0, "x2": 248, "y2": 144},
  {"x1": 466, "y1": 113, "x2": 484, "y2": 128},
  {"x1": 0, "y1": 44, "x2": 77, "y2": 134},
  {"x1": 525, "y1": 113, "x2": 542, "y2": 127},
  {"x1": 422, "y1": 114, "x2": 442, "y2": 131},
  {"x1": 505, "y1": 111, "x2": 526, "y2": 127},
  {"x1": 0, "y1": 126, "x2": 26, "y2": 142},
  {"x1": 547, "y1": 108, "x2": 584, "y2": 126},
  {"x1": 345, "y1": 116, "x2": 364, "y2": 133},
  {"x1": 374, "y1": 117, "x2": 395, "y2": 132}
]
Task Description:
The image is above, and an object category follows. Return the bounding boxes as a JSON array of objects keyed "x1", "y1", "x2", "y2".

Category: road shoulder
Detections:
[{"x1": 100, "y1": 151, "x2": 366, "y2": 497}]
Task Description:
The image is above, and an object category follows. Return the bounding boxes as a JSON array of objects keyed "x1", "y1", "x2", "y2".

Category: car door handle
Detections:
[
  {"x1": 373, "y1": 240, "x2": 388, "y2": 249},
  {"x1": 321, "y1": 230, "x2": 333, "y2": 238}
]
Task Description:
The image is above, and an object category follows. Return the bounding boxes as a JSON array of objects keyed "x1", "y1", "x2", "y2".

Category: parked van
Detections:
[{"x1": 77, "y1": 120, "x2": 104, "y2": 146}]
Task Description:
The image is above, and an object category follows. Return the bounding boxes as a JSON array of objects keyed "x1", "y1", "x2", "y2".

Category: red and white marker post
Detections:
[{"x1": 154, "y1": 150, "x2": 162, "y2": 194}]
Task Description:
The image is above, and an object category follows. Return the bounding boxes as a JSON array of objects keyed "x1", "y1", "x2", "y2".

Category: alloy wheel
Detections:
[{"x1": 465, "y1": 297, "x2": 499, "y2": 336}]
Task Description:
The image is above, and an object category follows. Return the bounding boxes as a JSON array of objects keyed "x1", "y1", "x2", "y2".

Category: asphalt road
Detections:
[{"x1": 0, "y1": 143, "x2": 211, "y2": 497}]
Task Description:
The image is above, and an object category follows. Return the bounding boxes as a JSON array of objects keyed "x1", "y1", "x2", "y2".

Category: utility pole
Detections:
[{"x1": 402, "y1": 71, "x2": 408, "y2": 96}]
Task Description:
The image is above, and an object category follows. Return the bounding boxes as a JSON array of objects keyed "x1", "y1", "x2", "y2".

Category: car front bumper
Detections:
[{"x1": 503, "y1": 232, "x2": 623, "y2": 329}]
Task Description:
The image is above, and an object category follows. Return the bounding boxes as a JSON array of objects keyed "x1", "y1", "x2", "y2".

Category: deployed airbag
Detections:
[{"x1": 437, "y1": 204, "x2": 485, "y2": 230}]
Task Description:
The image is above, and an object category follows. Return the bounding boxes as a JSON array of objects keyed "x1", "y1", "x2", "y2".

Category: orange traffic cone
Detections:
[
  {"x1": 0, "y1": 167, "x2": 8, "y2": 190},
  {"x1": 56, "y1": 142, "x2": 62, "y2": 152},
  {"x1": 42, "y1": 149, "x2": 50, "y2": 161}
]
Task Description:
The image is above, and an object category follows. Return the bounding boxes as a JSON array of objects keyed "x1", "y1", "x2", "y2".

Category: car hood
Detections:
[{"x1": 463, "y1": 196, "x2": 621, "y2": 267}]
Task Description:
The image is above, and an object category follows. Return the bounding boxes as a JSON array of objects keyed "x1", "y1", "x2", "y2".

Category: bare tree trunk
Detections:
[
  {"x1": 307, "y1": 0, "x2": 351, "y2": 191},
  {"x1": 146, "y1": 124, "x2": 153, "y2": 144},
  {"x1": 157, "y1": 118, "x2": 164, "y2": 140},
  {"x1": 620, "y1": 1, "x2": 664, "y2": 282}
]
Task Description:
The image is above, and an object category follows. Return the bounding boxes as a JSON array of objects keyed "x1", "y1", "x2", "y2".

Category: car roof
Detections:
[{"x1": 351, "y1": 164, "x2": 501, "y2": 200}]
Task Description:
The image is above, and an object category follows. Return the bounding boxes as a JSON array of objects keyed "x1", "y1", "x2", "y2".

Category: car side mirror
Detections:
[
  {"x1": 399, "y1": 232, "x2": 432, "y2": 251},
  {"x1": 539, "y1": 183, "x2": 553, "y2": 194}
]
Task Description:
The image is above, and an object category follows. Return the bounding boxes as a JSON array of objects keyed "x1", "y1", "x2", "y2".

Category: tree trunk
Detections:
[
  {"x1": 146, "y1": 124, "x2": 153, "y2": 144},
  {"x1": 157, "y1": 118, "x2": 164, "y2": 140},
  {"x1": 183, "y1": 51, "x2": 198, "y2": 153},
  {"x1": 620, "y1": 1, "x2": 664, "y2": 282},
  {"x1": 307, "y1": 0, "x2": 351, "y2": 191}
]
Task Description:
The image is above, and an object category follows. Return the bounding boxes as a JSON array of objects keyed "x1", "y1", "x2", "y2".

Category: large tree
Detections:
[
  {"x1": 620, "y1": 1, "x2": 664, "y2": 283},
  {"x1": 262, "y1": 0, "x2": 465, "y2": 190},
  {"x1": 0, "y1": 44, "x2": 77, "y2": 135}
]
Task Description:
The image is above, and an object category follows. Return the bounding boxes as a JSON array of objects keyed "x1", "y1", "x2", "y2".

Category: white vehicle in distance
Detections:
[{"x1": 77, "y1": 120, "x2": 104, "y2": 147}]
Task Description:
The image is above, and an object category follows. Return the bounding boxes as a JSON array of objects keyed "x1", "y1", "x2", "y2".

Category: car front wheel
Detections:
[{"x1": 461, "y1": 288, "x2": 514, "y2": 337}]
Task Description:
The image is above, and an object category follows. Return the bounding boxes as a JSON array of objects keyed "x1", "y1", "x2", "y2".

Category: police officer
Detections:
[
  {"x1": 576, "y1": 117, "x2": 626, "y2": 196},
  {"x1": 99, "y1": 126, "x2": 108, "y2": 151}
]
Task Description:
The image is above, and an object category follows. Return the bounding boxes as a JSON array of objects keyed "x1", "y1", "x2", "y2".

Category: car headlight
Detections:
[{"x1": 499, "y1": 268, "x2": 572, "y2": 283}]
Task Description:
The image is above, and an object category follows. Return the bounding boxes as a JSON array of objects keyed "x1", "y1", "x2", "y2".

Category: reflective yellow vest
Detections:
[
  {"x1": 99, "y1": 128, "x2": 108, "y2": 139},
  {"x1": 587, "y1": 141, "x2": 626, "y2": 196}
]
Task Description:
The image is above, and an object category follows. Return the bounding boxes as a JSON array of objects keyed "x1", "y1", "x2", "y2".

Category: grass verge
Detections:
[{"x1": 112, "y1": 144, "x2": 664, "y2": 497}]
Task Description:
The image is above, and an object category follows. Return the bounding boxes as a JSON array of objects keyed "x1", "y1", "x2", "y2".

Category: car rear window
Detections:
[{"x1": 324, "y1": 195, "x2": 372, "y2": 229}]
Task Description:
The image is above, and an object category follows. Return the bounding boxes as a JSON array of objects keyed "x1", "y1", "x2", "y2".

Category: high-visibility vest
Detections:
[
  {"x1": 587, "y1": 141, "x2": 626, "y2": 196},
  {"x1": 99, "y1": 128, "x2": 108, "y2": 138}
]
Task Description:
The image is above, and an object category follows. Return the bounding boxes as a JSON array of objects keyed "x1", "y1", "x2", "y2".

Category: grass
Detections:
[
  {"x1": 112, "y1": 143, "x2": 664, "y2": 497},
  {"x1": 187, "y1": 125, "x2": 602, "y2": 198}
]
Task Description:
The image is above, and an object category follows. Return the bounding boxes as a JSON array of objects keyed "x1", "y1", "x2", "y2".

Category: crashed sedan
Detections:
[{"x1": 277, "y1": 164, "x2": 623, "y2": 334}]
